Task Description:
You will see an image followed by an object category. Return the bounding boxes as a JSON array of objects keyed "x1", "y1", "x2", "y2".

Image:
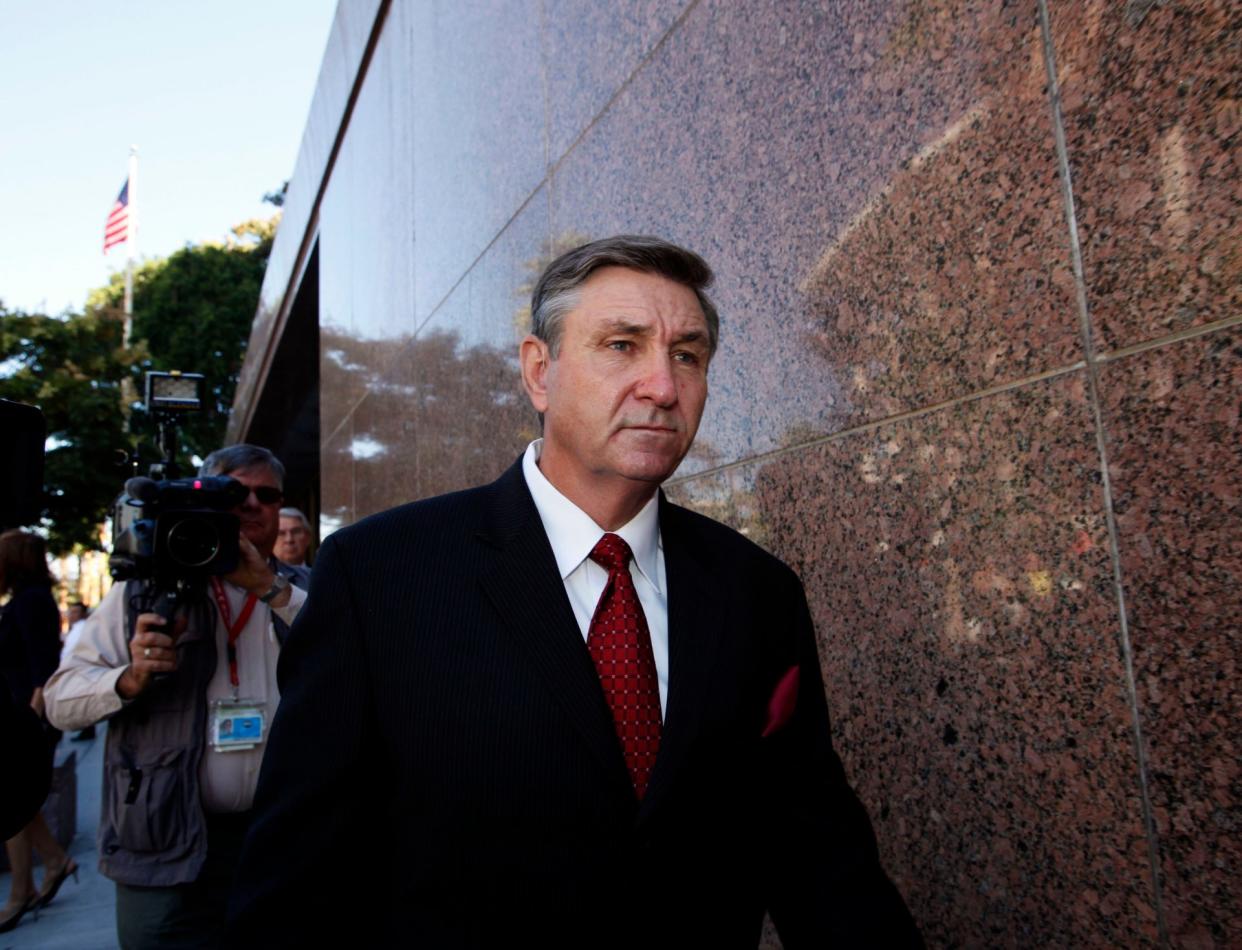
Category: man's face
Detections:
[
  {"x1": 224, "y1": 464, "x2": 283, "y2": 558},
  {"x1": 276, "y1": 515, "x2": 310, "y2": 565},
  {"x1": 523, "y1": 266, "x2": 711, "y2": 498}
]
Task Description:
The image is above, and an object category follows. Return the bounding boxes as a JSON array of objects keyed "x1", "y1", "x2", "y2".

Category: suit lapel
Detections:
[
  {"x1": 476, "y1": 460, "x2": 632, "y2": 794},
  {"x1": 637, "y1": 495, "x2": 728, "y2": 822}
]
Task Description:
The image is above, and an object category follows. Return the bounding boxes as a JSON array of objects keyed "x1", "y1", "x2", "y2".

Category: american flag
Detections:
[{"x1": 103, "y1": 180, "x2": 129, "y2": 253}]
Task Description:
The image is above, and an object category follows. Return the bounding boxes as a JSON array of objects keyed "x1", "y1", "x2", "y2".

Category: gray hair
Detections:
[
  {"x1": 530, "y1": 235, "x2": 719, "y2": 358},
  {"x1": 279, "y1": 507, "x2": 310, "y2": 530},
  {"x1": 199, "y1": 444, "x2": 286, "y2": 487}
]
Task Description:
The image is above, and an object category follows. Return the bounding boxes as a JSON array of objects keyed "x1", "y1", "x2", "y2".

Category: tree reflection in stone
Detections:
[{"x1": 322, "y1": 326, "x2": 537, "y2": 517}]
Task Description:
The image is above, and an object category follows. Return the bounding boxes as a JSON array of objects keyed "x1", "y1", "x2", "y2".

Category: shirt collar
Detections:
[{"x1": 522, "y1": 440, "x2": 663, "y2": 593}]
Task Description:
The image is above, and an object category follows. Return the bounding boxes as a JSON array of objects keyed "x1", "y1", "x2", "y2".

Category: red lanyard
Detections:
[{"x1": 209, "y1": 577, "x2": 259, "y2": 689}]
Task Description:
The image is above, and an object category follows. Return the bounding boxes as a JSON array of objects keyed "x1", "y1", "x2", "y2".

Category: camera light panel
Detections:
[{"x1": 146, "y1": 371, "x2": 204, "y2": 412}]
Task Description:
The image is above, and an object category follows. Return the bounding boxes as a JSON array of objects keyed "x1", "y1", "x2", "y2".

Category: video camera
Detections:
[
  {"x1": 110, "y1": 474, "x2": 246, "y2": 584},
  {"x1": 111, "y1": 371, "x2": 244, "y2": 614}
]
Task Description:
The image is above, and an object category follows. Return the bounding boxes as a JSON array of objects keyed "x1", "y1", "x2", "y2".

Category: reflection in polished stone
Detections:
[
  {"x1": 1099, "y1": 330, "x2": 1242, "y2": 948},
  {"x1": 318, "y1": 426, "x2": 355, "y2": 539},
  {"x1": 1049, "y1": 0, "x2": 1241, "y2": 351},
  {"x1": 247, "y1": 1, "x2": 1239, "y2": 944},
  {"x1": 349, "y1": 327, "x2": 536, "y2": 518},
  {"x1": 541, "y1": 0, "x2": 691, "y2": 159},
  {"x1": 551, "y1": 0, "x2": 1080, "y2": 476},
  {"x1": 669, "y1": 372, "x2": 1160, "y2": 947},
  {"x1": 411, "y1": 0, "x2": 546, "y2": 327}
]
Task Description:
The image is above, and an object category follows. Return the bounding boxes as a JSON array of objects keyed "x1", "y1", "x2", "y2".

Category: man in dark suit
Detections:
[{"x1": 228, "y1": 236, "x2": 921, "y2": 947}]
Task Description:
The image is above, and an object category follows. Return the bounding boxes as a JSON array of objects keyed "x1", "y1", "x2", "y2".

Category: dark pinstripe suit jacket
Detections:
[{"x1": 228, "y1": 457, "x2": 920, "y2": 948}]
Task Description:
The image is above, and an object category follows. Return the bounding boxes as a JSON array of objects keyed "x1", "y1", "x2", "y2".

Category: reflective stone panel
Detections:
[
  {"x1": 349, "y1": 190, "x2": 548, "y2": 517},
  {"x1": 317, "y1": 4, "x2": 418, "y2": 444},
  {"x1": 349, "y1": 324, "x2": 535, "y2": 517},
  {"x1": 317, "y1": 158, "x2": 367, "y2": 444},
  {"x1": 318, "y1": 423, "x2": 355, "y2": 537},
  {"x1": 551, "y1": 0, "x2": 1081, "y2": 475},
  {"x1": 452, "y1": 184, "x2": 551, "y2": 353},
  {"x1": 1049, "y1": 1, "x2": 1242, "y2": 352},
  {"x1": 410, "y1": 0, "x2": 547, "y2": 327},
  {"x1": 237, "y1": 3, "x2": 1239, "y2": 944},
  {"x1": 541, "y1": 0, "x2": 691, "y2": 160},
  {"x1": 667, "y1": 371, "x2": 1159, "y2": 947},
  {"x1": 1099, "y1": 329, "x2": 1242, "y2": 948},
  {"x1": 337, "y1": 0, "x2": 416, "y2": 344}
]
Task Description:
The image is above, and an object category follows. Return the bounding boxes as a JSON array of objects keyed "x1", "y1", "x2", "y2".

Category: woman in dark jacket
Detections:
[{"x1": 0, "y1": 530, "x2": 77, "y2": 933}]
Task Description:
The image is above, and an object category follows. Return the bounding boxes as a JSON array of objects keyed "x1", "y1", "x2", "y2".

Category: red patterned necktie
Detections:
[{"x1": 587, "y1": 533, "x2": 662, "y2": 798}]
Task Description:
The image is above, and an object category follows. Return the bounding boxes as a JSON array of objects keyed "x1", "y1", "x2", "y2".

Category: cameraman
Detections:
[{"x1": 44, "y1": 445, "x2": 308, "y2": 949}]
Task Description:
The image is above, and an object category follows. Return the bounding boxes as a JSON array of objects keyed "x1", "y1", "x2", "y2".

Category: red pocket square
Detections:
[{"x1": 761, "y1": 665, "x2": 800, "y2": 737}]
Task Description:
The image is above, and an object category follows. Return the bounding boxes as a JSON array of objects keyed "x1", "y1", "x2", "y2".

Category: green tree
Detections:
[
  {"x1": 0, "y1": 305, "x2": 135, "y2": 553},
  {"x1": 0, "y1": 213, "x2": 277, "y2": 552},
  {"x1": 89, "y1": 216, "x2": 276, "y2": 466}
]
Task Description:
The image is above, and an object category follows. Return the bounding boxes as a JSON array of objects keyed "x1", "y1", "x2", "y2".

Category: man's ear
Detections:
[{"x1": 519, "y1": 335, "x2": 551, "y2": 414}]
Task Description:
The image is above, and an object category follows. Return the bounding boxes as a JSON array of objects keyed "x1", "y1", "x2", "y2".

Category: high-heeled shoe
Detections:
[
  {"x1": 34, "y1": 858, "x2": 78, "y2": 909},
  {"x1": 0, "y1": 895, "x2": 38, "y2": 934}
]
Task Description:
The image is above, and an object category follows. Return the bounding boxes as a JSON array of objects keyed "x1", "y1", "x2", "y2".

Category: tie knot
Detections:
[{"x1": 589, "y1": 533, "x2": 632, "y2": 574}]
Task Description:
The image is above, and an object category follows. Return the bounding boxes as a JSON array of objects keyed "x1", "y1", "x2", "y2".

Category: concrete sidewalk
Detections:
[{"x1": 1, "y1": 729, "x2": 115, "y2": 950}]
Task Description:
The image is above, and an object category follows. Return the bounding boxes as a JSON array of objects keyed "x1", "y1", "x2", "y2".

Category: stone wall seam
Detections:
[
  {"x1": 419, "y1": 183, "x2": 549, "y2": 333},
  {"x1": 546, "y1": 0, "x2": 704, "y2": 240},
  {"x1": 1038, "y1": 1, "x2": 1170, "y2": 943},
  {"x1": 321, "y1": 388, "x2": 369, "y2": 449},
  {"x1": 665, "y1": 359, "x2": 1089, "y2": 490},
  {"x1": 413, "y1": 0, "x2": 706, "y2": 335},
  {"x1": 537, "y1": 0, "x2": 553, "y2": 176},
  {"x1": 1095, "y1": 313, "x2": 1242, "y2": 366},
  {"x1": 547, "y1": 0, "x2": 702, "y2": 182}
]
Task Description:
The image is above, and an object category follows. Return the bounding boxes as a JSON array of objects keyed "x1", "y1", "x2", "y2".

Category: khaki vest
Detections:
[{"x1": 98, "y1": 567, "x2": 301, "y2": 886}]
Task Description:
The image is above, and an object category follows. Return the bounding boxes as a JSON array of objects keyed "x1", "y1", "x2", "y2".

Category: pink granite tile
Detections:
[
  {"x1": 1099, "y1": 329, "x2": 1242, "y2": 948},
  {"x1": 666, "y1": 372, "x2": 1159, "y2": 947},
  {"x1": 551, "y1": 0, "x2": 1082, "y2": 475},
  {"x1": 452, "y1": 184, "x2": 550, "y2": 353},
  {"x1": 541, "y1": 0, "x2": 691, "y2": 160},
  {"x1": 409, "y1": 0, "x2": 546, "y2": 326},
  {"x1": 1049, "y1": 1, "x2": 1242, "y2": 351}
]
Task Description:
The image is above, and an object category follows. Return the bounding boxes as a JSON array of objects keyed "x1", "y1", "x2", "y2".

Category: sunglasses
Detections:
[{"x1": 247, "y1": 486, "x2": 284, "y2": 505}]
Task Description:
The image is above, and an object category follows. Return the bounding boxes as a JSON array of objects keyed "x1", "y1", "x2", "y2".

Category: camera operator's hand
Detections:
[
  {"x1": 117, "y1": 612, "x2": 188, "y2": 700},
  {"x1": 225, "y1": 533, "x2": 291, "y2": 608}
]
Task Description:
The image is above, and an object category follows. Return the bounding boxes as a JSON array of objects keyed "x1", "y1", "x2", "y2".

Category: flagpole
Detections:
[{"x1": 123, "y1": 145, "x2": 138, "y2": 347}]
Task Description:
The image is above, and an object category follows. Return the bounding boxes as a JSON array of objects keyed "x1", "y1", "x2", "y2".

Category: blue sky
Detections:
[{"x1": 0, "y1": 0, "x2": 338, "y2": 315}]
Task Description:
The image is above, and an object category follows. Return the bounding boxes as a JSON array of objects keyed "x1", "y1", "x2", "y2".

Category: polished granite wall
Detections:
[{"x1": 265, "y1": 0, "x2": 1239, "y2": 945}]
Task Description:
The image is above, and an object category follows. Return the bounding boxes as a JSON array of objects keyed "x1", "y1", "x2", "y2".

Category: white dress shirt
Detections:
[{"x1": 522, "y1": 439, "x2": 669, "y2": 714}]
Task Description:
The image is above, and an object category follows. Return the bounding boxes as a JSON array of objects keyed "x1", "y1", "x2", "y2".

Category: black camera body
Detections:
[
  {"x1": 110, "y1": 475, "x2": 248, "y2": 585},
  {"x1": 109, "y1": 371, "x2": 245, "y2": 623}
]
